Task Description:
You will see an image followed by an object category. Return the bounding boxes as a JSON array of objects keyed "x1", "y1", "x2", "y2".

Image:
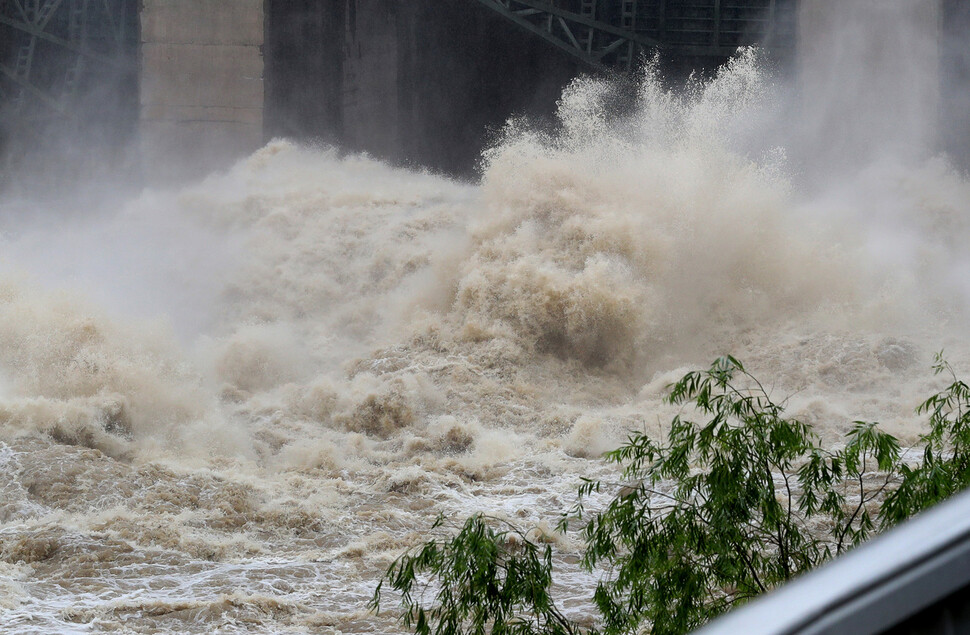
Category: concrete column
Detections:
[
  {"x1": 140, "y1": 0, "x2": 264, "y2": 181},
  {"x1": 797, "y1": 0, "x2": 941, "y2": 167}
]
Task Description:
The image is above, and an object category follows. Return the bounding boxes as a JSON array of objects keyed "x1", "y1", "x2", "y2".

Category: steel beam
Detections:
[
  {"x1": 472, "y1": 0, "x2": 663, "y2": 72},
  {"x1": 475, "y1": 0, "x2": 795, "y2": 71},
  {"x1": 0, "y1": 13, "x2": 129, "y2": 68},
  {"x1": 0, "y1": 63, "x2": 66, "y2": 113}
]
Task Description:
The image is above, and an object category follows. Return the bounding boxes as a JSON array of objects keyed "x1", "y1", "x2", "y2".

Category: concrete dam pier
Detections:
[
  {"x1": 140, "y1": 0, "x2": 264, "y2": 175},
  {"x1": 1, "y1": 0, "x2": 968, "y2": 182}
]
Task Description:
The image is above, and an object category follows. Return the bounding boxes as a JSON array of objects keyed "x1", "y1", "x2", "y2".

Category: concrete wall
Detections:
[
  {"x1": 140, "y1": 0, "x2": 264, "y2": 180},
  {"x1": 340, "y1": 1, "x2": 403, "y2": 159}
]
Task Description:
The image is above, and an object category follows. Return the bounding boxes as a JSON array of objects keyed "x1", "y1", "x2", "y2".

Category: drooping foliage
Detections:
[
  {"x1": 373, "y1": 354, "x2": 970, "y2": 635},
  {"x1": 881, "y1": 352, "x2": 970, "y2": 524},
  {"x1": 372, "y1": 514, "x2": 582, "y2": 635},
  {"x1": 568, "y1": 356, "x2": 899, "y2": 634}
]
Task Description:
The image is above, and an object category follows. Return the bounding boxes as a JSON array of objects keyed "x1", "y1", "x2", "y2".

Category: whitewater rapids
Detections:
[{"x1": 0, "y1": 52, "x2": 969, "y2": 632}]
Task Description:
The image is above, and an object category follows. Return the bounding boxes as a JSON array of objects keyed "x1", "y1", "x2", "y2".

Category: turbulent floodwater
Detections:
[{"x1": 1, "y1": 49, "x2": 970, "y2": 633}]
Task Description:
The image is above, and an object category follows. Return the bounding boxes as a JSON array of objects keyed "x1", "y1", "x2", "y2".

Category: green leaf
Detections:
[{"x1": 376, "y1": 356, "x2": 970, "y2": 635}]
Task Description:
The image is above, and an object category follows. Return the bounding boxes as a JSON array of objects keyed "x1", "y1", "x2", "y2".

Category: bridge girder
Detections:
[
  {"x1": 472, "y1": 0, "x2": 664, "y2": 72},
  {"x1": 473, "y1": 0, "x2": 795, "y2": 73}
]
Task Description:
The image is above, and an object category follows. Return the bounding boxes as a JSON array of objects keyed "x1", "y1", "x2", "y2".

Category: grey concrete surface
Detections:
[{"x1": 139, "y1": 0, "x2": 264, "y2": 181}]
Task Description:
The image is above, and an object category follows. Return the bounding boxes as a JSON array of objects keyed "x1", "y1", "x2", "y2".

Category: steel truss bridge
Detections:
[
  {"x1": 473, "y1": 0, "x2": 795, "y2": 72},
  {"x1": 0, "y1": 0, "x2": 138, "y2": 167}
]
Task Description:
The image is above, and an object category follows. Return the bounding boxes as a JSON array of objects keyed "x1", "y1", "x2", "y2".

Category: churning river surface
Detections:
[{"x1": 1, "y1": 45, "x2": 969, "y2": 633}]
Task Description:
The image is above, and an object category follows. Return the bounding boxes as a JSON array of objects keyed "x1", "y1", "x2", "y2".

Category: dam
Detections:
[
  {"x1": 1, "y1": 0, "x2": 966, "y2": 183},
  {"x1": 1, "y1": 2, "x2": 970, "y2": 634}
]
